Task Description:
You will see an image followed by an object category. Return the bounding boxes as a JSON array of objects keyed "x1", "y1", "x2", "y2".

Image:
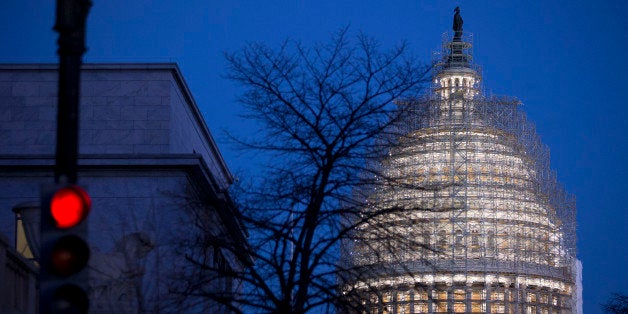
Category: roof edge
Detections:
[
  {"x1": 0, "y1": 62, "x2": 180, "y2": 71},
  {"x1": 0, "y1": 62, "x2": 235, "y2": 185}
]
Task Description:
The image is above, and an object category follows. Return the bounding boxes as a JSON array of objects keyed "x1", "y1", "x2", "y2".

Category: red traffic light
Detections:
[{"x1": 50, "y1": 185, "x2": 91, "y2": 229}]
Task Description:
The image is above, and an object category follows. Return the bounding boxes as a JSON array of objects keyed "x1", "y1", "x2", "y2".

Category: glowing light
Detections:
[{"x1": 51, "y1": 186, "x2": 91, "y2": 229}]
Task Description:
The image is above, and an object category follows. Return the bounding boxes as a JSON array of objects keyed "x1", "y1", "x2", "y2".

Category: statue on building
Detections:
[{"x1": 453, "y1": 6, "x2": 463, "y2": 41}]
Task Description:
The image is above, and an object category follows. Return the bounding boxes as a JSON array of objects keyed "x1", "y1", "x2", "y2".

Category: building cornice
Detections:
[{"x1": 0, "y1": 63, "x2": 234, "y2": 186}]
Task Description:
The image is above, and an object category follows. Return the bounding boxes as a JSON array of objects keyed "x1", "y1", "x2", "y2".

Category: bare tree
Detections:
[
  {"x1": 173, "y1": 27, "x2": 430, "y2": 313},
  {"x1": 602, "y1": 293, "x2": 628, "y2": 314}
]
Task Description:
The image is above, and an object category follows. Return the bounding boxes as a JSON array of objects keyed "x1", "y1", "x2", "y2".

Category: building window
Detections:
[
  {"x1": 383, "y1": 292, "x2": 392, "y2": 303},
  {"x1": 472, "y1": 302, "x2": 485, "y2": 312},
  {"x1": 491, "y1": 303, "x2": 505, "y2": 313},
  {"x1": 516, "y1": 233, "x2": 522, "y2": 251},
  {"x1": 487, "y1": 231, "x2": 496, "y2": 251},
  {"x1": 455, "y1": 229, "x2": 463, "y2": 246},
  {"x1": 454, "y1": 302, "x2": 466, "y2": 313},
  {"x1": 414, "y1": 303, "x2": 428, "y2": 313},
  {"x1": 14, "y1": 217, "x2": 34, "y2": 259},
  {"x1": 397, "y1": 304, "x2": 410, "y2": 314},
  {"x1": 491, "y1": 291, "x2": 505, "y2": 301},
  {"x1": 454, "y1": 289, "x2": 465, "y2": 300},
  {"x1": 398, "y1": 291, "x2": 410, "y2": 302},
  {"x1": 369, "y1": 294, "x2": 379, "y2": 304},
  {"x1": 471, "y1": 230, "x2": 480, "y2": 252},
  {"x1": 12, "y1": 202, "x2": 38, "y2": 260},
  {"x1": 437, "y1": 230, "x2": 447, "y2": 250},
  {"x1": 434, "y1": 301, "x2": 447, "y2": 312},
  {"x1": 414, "y1": 290, "x2": 428, "y2": 301},
  {"x1": 213, "y1": 246, "x2": 232, "y2": 293},
  {"x1": 383, "y1": 304, "x2": 392, "y2": 314},
  {"x1": 471, "y1": 289, "x2": 485, "y2": 300}
]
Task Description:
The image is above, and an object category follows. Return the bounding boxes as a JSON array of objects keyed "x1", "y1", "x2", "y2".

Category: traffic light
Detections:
[{"x1": 40, "y1": 184, "x2": 91, "y2": 314}]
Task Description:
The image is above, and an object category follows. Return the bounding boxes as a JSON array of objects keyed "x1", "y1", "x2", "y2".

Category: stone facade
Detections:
[
  {"x1": 0, "y1": 64, "x2": 247, "y2": 313},
  {"x1": 0, "y1": 234, "x2": 37, "y2": 314}
]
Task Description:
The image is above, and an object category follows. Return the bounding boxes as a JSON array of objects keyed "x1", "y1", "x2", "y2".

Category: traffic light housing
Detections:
[{"x1": 40, "y1": 184, "x2": 91, "y2": 314}]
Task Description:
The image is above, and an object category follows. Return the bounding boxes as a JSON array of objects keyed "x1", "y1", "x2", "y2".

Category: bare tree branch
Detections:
[{"x1": 174, "y1": 28, "x2": 432, "y2": 313}]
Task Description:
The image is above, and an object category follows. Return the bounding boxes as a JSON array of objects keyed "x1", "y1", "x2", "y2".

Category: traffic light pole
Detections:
[
  {"x1": 54, "y1": 0, "x2": 91, "y2": 184},
  {"x1": 39, "y1": 1, "x2": 92, "y2": 313}
]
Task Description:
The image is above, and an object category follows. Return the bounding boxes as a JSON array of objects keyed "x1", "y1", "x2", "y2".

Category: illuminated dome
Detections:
[{"x1": 342, "y1": 21, "x2": 579, "y2": 314}]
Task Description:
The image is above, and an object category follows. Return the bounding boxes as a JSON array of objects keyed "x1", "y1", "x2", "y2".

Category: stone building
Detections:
[{"x1": 0, "y1": 63, "x2": 248, "y2": 313}]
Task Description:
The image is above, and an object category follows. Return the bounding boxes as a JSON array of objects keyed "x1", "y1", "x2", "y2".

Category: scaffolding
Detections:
[{"x1": 341, "y1": 32, "x2": 577, "y2": 314}]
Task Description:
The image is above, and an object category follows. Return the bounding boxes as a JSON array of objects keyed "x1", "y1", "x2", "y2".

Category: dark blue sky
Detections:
[{"x1": 1, "y1": 1, "x2": 626, "y2": 312}]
